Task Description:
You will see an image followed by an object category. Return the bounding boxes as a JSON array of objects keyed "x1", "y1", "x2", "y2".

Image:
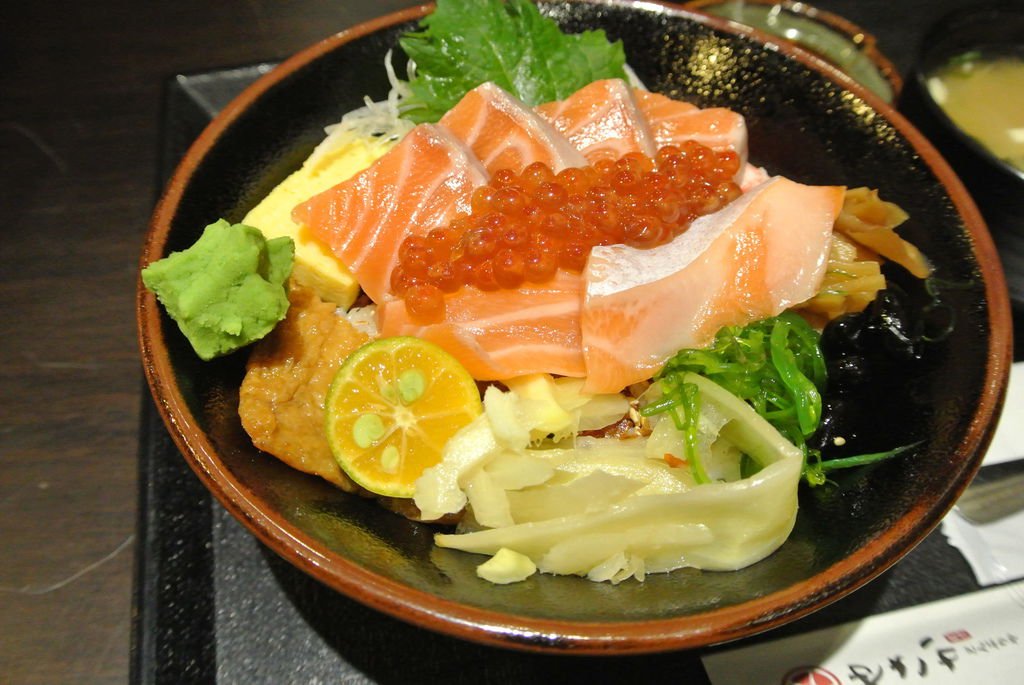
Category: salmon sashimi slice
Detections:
[
  {"x1": 440, "y1": 82, "x2": 588, "y2": 175},
  {"x1": 536, "y1": 79, "x2": 656, "y2": 162},
  {"x1": 378, "y1": 272, "x2": 586, "y2": 380},
  {"x1": 581, "y1": 177, "x2": 844, "y2": 393},
  {"x1": 292, "y1": 124, "x2": 488, "y2": 303},
  {"x1": 634, "y1": 90, "x2": 749, "y2": 167}
]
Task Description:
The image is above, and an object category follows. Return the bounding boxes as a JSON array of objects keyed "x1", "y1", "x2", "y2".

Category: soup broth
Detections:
[{"x1": 927, "y1": 49, "x2": 1024, "y2": 173}]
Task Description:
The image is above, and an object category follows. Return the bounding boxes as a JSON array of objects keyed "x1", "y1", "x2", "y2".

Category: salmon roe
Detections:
[{"x1": 394, "y1": 141, "x2": 742, "y2": 322}]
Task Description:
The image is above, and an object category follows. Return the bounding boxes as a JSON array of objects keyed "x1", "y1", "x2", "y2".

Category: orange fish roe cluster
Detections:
[{"x1": 393, "y1": 141, "x2": 742, "y2": 322}]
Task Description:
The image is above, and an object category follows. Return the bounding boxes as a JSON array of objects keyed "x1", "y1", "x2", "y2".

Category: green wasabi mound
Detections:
[{"x1": 142, "y1": 219, "x2": 294, "y2": 360}]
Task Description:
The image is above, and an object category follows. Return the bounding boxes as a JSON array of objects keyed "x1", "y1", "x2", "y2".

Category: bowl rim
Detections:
[
  {"x1": 684, "y1": 0, "x2": 904, "y2": 100},
  {"x1": 137, "y1": 0, "x2": 1013, "y2": 654}
]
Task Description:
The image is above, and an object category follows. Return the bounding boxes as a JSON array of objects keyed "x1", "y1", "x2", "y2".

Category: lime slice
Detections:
[{"x1": 325, "y1": 337, "x2": 482, "y2": 497}]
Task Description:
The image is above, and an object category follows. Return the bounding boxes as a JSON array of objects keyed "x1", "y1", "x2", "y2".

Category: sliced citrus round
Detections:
[{"x1": 324, "y1": 336, "x2": 483, "y2": 497}]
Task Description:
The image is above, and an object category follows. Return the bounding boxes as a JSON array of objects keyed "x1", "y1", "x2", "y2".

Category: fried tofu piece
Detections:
[{"x1": 239, "y1": 285, "x2": 369, "y2": 491}]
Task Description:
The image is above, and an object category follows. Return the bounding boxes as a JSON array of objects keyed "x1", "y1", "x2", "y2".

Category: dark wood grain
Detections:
[{"x1": 0, "y1": 2, "x2": 412, "y2": 683}]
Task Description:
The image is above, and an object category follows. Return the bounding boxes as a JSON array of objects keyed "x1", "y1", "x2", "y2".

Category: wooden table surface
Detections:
[
  {"x1": 0, "y1": 2, "x2": 412, "y2": 682},
  {"x1": 2, "y1": 1, "x2": 1020, "y2": 683}
]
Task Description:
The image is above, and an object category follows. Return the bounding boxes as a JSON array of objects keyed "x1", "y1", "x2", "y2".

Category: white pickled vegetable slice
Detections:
[
  {"x1": 588, "y1": 553, "x2": 647, "y2": 584},
  {"x1": 543, "y1": 437, "x2": 694, "y2": 495},
  {"x1": 473, "y1": 544, "x2": 536, "y2": 581},
  {"x1": 548, "y1": 377, "x2": 591, "y2": 411},
  {"x1": 645, "y1": 416, "x2": 685, "y2": 462},
  {"x1": 476, "y1": 548, "x2": 537, "y2": 584},
  {"x1": 576, "y1": 393, "x2": 631, "y2": 431},
  {"x1": 482, "y1": 385, "x2": 533, "y2": 449},
  {"x1": 644, "y1": 384, "x2": 733, "y2": 471},
  {"x1": 502, "y1": 374, "x2": 577, "y2": 442},
  {"x1": 541, "y1": 523, "x2": 712, "y2": 576},
  {"x1": 506, "y1": 470, "x2": 643, "y2": 523},
  {"x1": 483, "y1": 452, "x2": 556, "y2": 491},
  {"x1": 706, "y1": 439, "x2": 743, "y2": 482},
  {"x1": 465, "y1": 468, "x2": 514, "y2": 528},
  {"x1": 413, "y1": 414, "x2": 499, "y2": 520},
  {"x1": 437, "y1": 451, "x2": 800, "y2": 573},
  {"x1": 424, "y1": 369, "x2": 804, "y2": 581},
  {"x1": 547, "y1": 376, "x2": 630, "y2": 432},
  {"x1": 684, "y1": 372, "x2": 803, "y2": 467},
  {"x1": 587, "y1": 552, "x2": 630, "y2": 583}
]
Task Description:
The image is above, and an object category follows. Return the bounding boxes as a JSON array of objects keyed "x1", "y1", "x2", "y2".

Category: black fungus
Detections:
[
  {"x1": 820, "y1": 284, "x2": 939, "y2": 397},
  {"x1": 812, "y1": 278, "x2": 955, "y2": 459}
]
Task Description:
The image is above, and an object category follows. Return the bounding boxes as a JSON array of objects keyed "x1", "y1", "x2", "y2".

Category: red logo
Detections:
[
  {"x1": 944, "y1": 629, "x2": 972, "y2": 643},
  {"x1": 781, "y1": 666, "x2": 843, "y2": 685}
]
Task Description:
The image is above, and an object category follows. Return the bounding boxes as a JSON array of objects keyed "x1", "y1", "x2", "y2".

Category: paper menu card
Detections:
[{"x1": 702, "y1": 580, "x2": 1024, "y2": 684}]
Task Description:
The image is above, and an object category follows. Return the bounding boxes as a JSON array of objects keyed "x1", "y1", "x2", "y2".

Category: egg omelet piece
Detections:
[{"x1": 243, "y1": 131, "x2": 397, "y2": 309}]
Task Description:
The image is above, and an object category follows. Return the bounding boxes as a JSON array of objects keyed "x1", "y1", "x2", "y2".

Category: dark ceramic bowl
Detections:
[
  {"x1": 138, "y1": 0, "x2": 1013, "y2": 653},
  {"x1": 685, "y1": 0, "x2": 902, "y2": 102},
  {"x1": 899, "y1": 3, "x2": 1024, "y2": 305}
]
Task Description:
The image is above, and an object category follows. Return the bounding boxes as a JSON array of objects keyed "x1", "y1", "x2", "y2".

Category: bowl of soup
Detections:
[{"x1": 900, "y1": 3, "x2": 1024, "y2": 304}]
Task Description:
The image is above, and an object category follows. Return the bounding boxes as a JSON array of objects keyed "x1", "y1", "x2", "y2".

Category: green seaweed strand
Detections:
[
  {"x1": 644, "y1": 314, "x2": 912, "y2": 486},
  {"x1": 769, "y1": 314, "x2": 822, "y2": 437},
  {"x1": 674, "y1": 383, "x2": 709, "y2": 484}
]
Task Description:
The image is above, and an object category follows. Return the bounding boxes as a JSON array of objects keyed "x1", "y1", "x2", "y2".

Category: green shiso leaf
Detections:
[{"x1": 398, "y1": 0, "x2": 627, "y2": 123}]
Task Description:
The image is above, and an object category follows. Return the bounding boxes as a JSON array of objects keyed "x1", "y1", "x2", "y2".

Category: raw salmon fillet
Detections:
[
  {"x1": 440, "y1": 82, "x2": 587, "y2": 174},
  {"x1": 634, "y1": 90, "x2": 748, "y2": 164},
  {"x1": 581, "y1": 177, "x2": 844, "y2": 393},
  {"x1": 536, "y1": 79, "x2": 656, "y2": 162},
  {"x1": 378, "y1": 272, "x2": 586, "y2": 380},
  {"x1": 292, "y1": 124, "x2": 487, "y2": 303}
]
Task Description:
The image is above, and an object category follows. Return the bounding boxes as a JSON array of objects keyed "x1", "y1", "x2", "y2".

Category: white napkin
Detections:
[
  {"x1": 941, "y1": 361, "x2": 1024, "y2": 586},
  {"x1": 702, "y1": 580, "x2": 1024, "y2": 684}
]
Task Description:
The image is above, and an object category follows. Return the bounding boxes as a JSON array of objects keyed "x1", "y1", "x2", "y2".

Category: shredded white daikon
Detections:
[{"x1": 306, "y1": 50, "x2": 415, "y2": 169}]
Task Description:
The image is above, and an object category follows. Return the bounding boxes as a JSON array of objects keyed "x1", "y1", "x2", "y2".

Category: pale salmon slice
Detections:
[
  {"x1": 292, "y1": 124, "x2": 488, "y2": 303},
  {"x1": 634, "y1": 90, "x2": 749, "y2": 166},
  {"x1": 440, "y1": 82, "x2": 587, "y2": 174},
  {"x1": 378, "y1": 271, "x2": 586, "y2": 380},
  {"x1": 536, "y1": 79, "x2": 656, "y2": 162},
  {"x1": 581, "y1": 177, "x2": 844, "y2": 393}
]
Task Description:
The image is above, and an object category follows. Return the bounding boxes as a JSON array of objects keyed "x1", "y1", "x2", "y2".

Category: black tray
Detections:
[{"x1": 131, "y1": 5, "x2": 1001, "y2": 681}]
